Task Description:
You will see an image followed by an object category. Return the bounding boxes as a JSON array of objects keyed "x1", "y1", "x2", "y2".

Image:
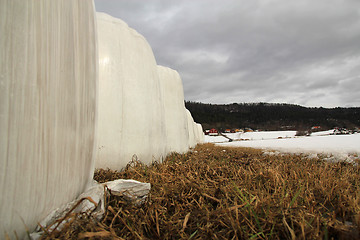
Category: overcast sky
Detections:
[{"x1": 94, "y1": 0, "x2": 360, "y2": 108}]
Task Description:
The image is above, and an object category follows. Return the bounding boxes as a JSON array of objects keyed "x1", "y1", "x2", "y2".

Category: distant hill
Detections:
[{"x1": 185, "y1": 101, "x2": 360, "y2": 131}]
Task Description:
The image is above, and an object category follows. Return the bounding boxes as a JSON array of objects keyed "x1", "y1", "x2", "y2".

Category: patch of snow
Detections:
[
  {"x1": 310, "y1": 130, "x2": 334, "y2": 136},
  {"x1": 205, "y1": 131, "x2": 297, "y2": 143},
  {"x1": 223, "y1": 132, "x2": 242, "y2": 139},
  {"x1": 237, "y1": 131, "x2": 297, "y2": 140},
  {"x1": 204, "y1": 135, "x2": 229, "y2": 143},
  {"x1": 217, "y1": 132, "x2": 360, "y2": 163}
]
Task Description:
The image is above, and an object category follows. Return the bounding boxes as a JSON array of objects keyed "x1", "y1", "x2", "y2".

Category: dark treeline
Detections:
[{"x1": 185, "y1": 101, "x2": 360, "y2": 131}]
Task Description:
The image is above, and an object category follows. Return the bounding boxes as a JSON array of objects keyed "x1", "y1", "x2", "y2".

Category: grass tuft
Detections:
[{"x1": 40, "y1": 143, "x2": 360, "y2": 239}]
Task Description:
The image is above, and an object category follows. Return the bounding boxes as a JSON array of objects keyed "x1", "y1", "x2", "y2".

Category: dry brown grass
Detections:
[{"x1": 40, "y1": 143, "x2": 360, "y2": 239}]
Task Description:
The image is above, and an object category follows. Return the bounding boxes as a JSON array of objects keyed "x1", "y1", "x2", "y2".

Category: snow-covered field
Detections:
[
  {"x1": 205, "y1": 131, "x2": 297, "y2": 143},
  {"x1": 205, "y1": 130, "x2": 360, "y2": 163}
]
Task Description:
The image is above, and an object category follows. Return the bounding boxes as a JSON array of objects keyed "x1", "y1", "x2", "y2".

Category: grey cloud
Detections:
[{"x1": 95, "y1": 0, "x2": 360, "y2": 107}]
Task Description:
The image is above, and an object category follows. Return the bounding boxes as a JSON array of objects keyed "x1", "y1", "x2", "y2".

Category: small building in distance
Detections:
[
  {"x1": 311, "y1": 126, "x2": 321, "y2": 131},
  {"x1": 235, "y1": 129, "x2": 244, "y2": 133},
  {"x1": 244, "y1": 128, "x2": 253, "y2": 132},
  {"x1": 209, "y1": 128, "x2": 219, "y2": 136}
]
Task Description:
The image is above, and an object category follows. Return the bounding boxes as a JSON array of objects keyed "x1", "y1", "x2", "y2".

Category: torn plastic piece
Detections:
[{"x1": 29, "y1": 179, "x2": 150, "y2": 240}]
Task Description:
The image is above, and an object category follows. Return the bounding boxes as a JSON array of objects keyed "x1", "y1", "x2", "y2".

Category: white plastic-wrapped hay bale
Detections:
[
  {"x1": 185, "y1": 111, "x2": 204, "y2": 148},
  {"x1": 96, "y1": 12, "x2": 167, "y2": 170},
  {"x1": 185, "y1": 110, "x2": 197, "y2": 148},
  {"x1": 195, "y1": 123, "x2": 205, "y2": 144},
  {"x1": 0, "y1": 0, "x2": 97, "y2": 238},
  {"x1": 158, "y1": 66, "x2": 190, "y2": 154}
]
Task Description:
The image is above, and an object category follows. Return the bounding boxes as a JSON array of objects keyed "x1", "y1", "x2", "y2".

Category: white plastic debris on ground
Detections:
[{"x1": 29, "y1": 179, "x2": 151, "y2": 240}]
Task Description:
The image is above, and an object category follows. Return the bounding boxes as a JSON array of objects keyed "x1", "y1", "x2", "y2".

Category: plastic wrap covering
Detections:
[
  {"x1": 158, "y1": 66, "x2": 190, "y2": 154},
  {"x1": 186, "y1": 111, "x2": 205, "y2": 148},
  {"x1": 0, "y1": 0, "x2": 97, "y2": 238},
  {"x1": 95, "y1": 13, "x2": 204, "y2": 170},
  {"x1": 185, "y1": 110, "x2": 197, "y2": 148},
  {"x1": 96, "y1": 13, "x2": 167, "y2": 170},
  {"x1": 195, "y1": 123, "x2": 205, "y2": 144}
]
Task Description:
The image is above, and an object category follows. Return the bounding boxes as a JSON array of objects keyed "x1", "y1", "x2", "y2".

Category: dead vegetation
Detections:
[{"x1": 40, "y1": 143, "x2": 360, "y2": 239}]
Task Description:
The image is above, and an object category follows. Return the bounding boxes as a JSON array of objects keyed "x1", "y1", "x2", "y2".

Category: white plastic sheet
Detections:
[
  {"x1": 158, "y1": 66, "x2": 191, "y2": 154},
  {"x1": 30, "y1": 179, "x2": 151, "y2": 240},
  {"x1": 95, "y1": 12, "x2": 167, "y2": 170},
  {"x1": 95, "y1": 13, "x2": 204, "y2": 170},
  {"x1": 0, "y1": 1, "x2": 97, "y2": 238}
]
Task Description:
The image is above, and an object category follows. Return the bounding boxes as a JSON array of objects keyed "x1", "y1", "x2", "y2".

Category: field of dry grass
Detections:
[{"x1": 41, "y1": 143, "x2": 360, "y2": 239}]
